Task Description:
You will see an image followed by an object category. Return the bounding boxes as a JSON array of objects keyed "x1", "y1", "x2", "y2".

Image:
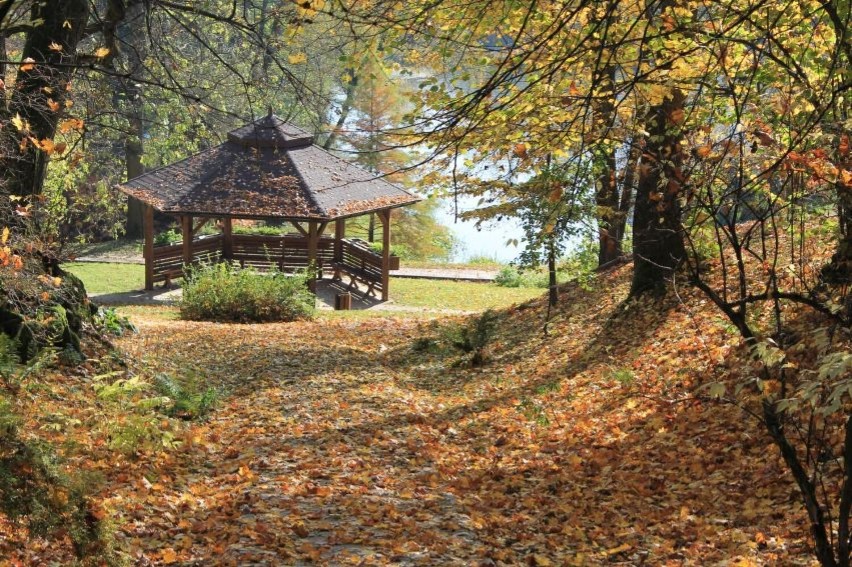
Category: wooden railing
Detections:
[
  {"x1": 230, "y1": 234, "x2": 334, "y2": 272},
  {"x1": 151, "y1": 233, "x2": 350, "y2": 283},
  {"x1": 332, "y1": 238, "x2": 385, "y2": 296},
  {"x1": 150, "y1": 234, "x2": 223, "y2": 284}
]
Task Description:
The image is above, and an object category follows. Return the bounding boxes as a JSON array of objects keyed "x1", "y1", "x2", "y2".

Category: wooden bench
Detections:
[{"x1": 331, "y1": 239, "x2": 385, "y2": 298}]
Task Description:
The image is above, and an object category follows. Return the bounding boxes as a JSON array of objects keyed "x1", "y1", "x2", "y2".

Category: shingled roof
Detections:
[{"x1": 118, "y1": 113, "x2": 420, "y2": 220}]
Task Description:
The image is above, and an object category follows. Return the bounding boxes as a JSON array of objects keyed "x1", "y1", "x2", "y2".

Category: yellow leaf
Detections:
[
  {"x1": 1, "y1": 228, "x2": 9, "y2": 245},
  {"x1": 94, "y1": 47, "x2": 110, "y2": 58},
  {"x1": 52, "y1": 277, "x2": 62, "y2": 287},
  {"x1": 605, "y1": 543, "x2": 631, "y2": 556},
  {"x1": 11, "y1": 113, "x2": 27, "y2": 132},
  {"x1": 19, "y1": 57, "x2": 35, "y2": 72},
  {"x1": 62, "y1": 20, "x2": 72, "y2": 29},
  {"x1": 48, "y1": 41, "x2": 63, "y2": 52},
  {"x1": 288, "y1": 53, "x2": 307, "y2": 64}
]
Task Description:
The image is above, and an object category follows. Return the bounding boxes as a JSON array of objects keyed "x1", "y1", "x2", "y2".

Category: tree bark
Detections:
[
  {"x1": 0, "y1": 0, "x2": 90, "y2": 223},
  {"x1": 547, "y1": 239, "x2": 558, "y2": 307},
  {"x1": 763, "y1": 400, "x2": 838, "y2": 567},
  {"x1": 117, "y1": 1, "x2": 148, "y2": 238},
  {"x1": 630, "y1": 88, "x2": 687, "y2": 296}
]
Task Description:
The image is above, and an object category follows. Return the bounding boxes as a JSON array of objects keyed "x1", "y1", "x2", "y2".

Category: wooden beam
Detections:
[
  {"x1": 379, "y1": 209, "x2": 391, "y2": 301},
  {"x1": 181, "y1": 215, "x2": 193, "y2": 266},
  {"x1": 222, "y1": 218, "x2": 233, "y2": 260},
  {"x1": 290, "y1": 221, "x2": 308, "y2": 237},
  {"x1": 191, "y1": 218, "x2": 210, "y2": 237},
  {"x1": 333, "y1": 219, "x2": 345, "y2": 279},
  {"x1": 307, "y1": 220, "x2": 318, "y2": 292},
  {"x1": 144, "y1": 205, "x2": 154, "y2": 290}
]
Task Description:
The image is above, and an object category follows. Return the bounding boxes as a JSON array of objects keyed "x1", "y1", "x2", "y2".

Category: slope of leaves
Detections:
[{"x1": 1, "y1": 264, "x2": 828, "y2": 564}]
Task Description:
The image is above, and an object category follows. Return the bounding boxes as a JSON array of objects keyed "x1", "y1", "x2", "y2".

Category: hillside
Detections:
[{"x1": 0, "y1": 263, "x2": 830, "y2": 565}]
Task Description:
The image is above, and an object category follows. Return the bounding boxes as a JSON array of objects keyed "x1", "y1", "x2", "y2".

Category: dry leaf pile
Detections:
[{"x1": 1, "y1": 265, "x2": 819, "y2": 565}]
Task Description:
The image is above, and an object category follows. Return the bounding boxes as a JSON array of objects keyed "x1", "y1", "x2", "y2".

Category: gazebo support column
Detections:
[
  {"x1": 222, "y1": 218, "x2": 233, "y2": 261},
  {"x1": 307, "y1": 220, "x2": 318, "y2": 292},
  {"x1": 181, "y1": 215, "x2": 193, "y2": 266},
  {"x1": 143, "y1": 204, "x2": 154, "y2": 290},
  {"x1": 379, "y1": 209, "x2": 391, "y2": 301},
  {"x1": 333, "y1": 219, "x2": 345, "y2": 280}
]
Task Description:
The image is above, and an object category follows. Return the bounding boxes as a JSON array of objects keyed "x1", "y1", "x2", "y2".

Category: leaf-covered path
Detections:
[{"x1": 106, "y1": 268, "x2": 814, "y2": 565}]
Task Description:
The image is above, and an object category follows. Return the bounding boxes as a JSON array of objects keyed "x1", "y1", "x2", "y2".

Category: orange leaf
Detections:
[
  {"x1": 19, "y1": 57, "x2": 35, "y2": 72},
  {"x1": 695, "y1": 144, "x2": 712, "y2": 158},
  {"x1": 161, "y1": 548, "x2": 178, "y2": 564},
  {"x1": 47, "y1": 98, "x2": 60, "y2": 112}
]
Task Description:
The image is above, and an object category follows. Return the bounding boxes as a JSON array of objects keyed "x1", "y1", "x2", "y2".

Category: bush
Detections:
[
  {"x1": 180, "y1": 262, "x2": 315, "y2": 323},
  {"x1": 153, "y1": 228, "x2": 182, "y2": 246},
  {"x1": 494, "y1": 265, "x2": 551, "y2": 288}
]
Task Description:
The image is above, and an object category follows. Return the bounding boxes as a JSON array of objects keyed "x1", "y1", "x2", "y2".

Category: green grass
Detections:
[
  {"x1": 68, "y1": 238, "x2": 143, "y2": 258},
  {"x1": 64, "y1": 262, "x2": 542, "y2": 312},
  {"x1": 389, "y1": 278, "x2": 541, "y2": 311},
  {"x1": 402, "y1": 259, "x2": 505, "y2": 270},
  {"x1": 64, "y1": 262, "x2": 144, "y2": 295}
]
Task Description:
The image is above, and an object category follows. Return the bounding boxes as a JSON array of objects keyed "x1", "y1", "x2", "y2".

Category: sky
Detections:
[{"x1": 434, "y1": 196, "x2": 526, "y2": 263}]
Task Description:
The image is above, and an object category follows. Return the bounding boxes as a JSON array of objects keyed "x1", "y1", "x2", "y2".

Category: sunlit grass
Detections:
[
  {"x1": 65, "y1": 262, "x2": 542, "y2": 313},
  {"x1": 64, "y1": 262, "x2": 144, "y2": 295}
]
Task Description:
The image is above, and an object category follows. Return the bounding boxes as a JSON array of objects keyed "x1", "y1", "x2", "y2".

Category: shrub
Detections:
[
  {"x1": 180, "y1": 262, "x2": 315, "y2": 323},
  {"x1": 154, "y1": 228, "x2": 182, "y2": 246},
  {"x1": 93, "y1": 307, "x2": 137, "y2": 337}
]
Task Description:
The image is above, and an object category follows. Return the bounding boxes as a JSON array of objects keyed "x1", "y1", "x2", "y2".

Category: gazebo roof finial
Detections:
[{"x1": 267, "y1": 106, "x2": 273, "y2": 118}]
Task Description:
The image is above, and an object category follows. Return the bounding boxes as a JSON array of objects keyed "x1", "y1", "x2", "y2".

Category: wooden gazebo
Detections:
[{"x1": 118, "y1": 112, "x2": 420, "y2": 301}]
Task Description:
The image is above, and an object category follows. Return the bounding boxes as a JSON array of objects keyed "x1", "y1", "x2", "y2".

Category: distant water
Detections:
[{"x1": 435, "y1": 198, "x2": 526, "y2": 263}]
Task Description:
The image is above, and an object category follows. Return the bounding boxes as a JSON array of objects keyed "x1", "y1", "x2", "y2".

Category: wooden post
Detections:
[
  {"x1": 223, "y1": 217, "x2": 233, "y2": 261},
  {"x1": 144, "y1": 204, "x2": 154, "y2": 290},
  {"x1": 379, "y1": 209, "x2": 391, "y2": 301},
  {"x1": 181, "y1": 215, "x2": 193, "y2": 266},
  {"x1": 307, "y1": 220, "x2": 318, "y2": 292},
  {"x1": 334, "y1": 219, "x2": 345, "y2": 280}
]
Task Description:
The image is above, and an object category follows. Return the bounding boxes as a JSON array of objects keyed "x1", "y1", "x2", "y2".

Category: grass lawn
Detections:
[
  {"x1": 389, "y1": 277, "x2": 541, "y2": 311},
  {"x1": 64, "y1": 262, "x2": 144, "y2": 295},
  {"x1": 64, "y1": 262, "x2": 542, "y2": 312}
]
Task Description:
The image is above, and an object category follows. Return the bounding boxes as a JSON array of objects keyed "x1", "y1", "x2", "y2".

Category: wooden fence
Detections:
[{"x1": 150, "y1": 234, "x2": 390, "y2": 293}]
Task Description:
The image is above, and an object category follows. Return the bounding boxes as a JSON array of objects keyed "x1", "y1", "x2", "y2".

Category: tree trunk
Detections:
[
  {"x1": 594, "y1": 61, "x2": 622, "y2": 267},
  {"x1": 117, "y1": 1, "x2": 148, "y2": 239},
  {"x1": 614, "y1": 139, "x2": 640, "y2": 245},
  {"x1": 630, "y1": 88, "x2": 687, "y2": 296},
  {"x1": 0, "y1": 0, "x2": 90, "y2": 224},
  {"x1": 596, "y1": 149, "x2": 621, "y2": 265},
  {"x1": 548, "y1": 239, "x2": 558, "y2": 307},
  {"x1": 324, "y1": 67, "x2": 359, "y2": 150}
]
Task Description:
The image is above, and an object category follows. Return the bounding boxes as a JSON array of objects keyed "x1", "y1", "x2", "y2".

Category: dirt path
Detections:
[
  {"x1": 109, "y1": 315, "x2": 491, "y2": 565},
  {"x1": 101, "y1": 274, "x2": 812, "y2": 565}
]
